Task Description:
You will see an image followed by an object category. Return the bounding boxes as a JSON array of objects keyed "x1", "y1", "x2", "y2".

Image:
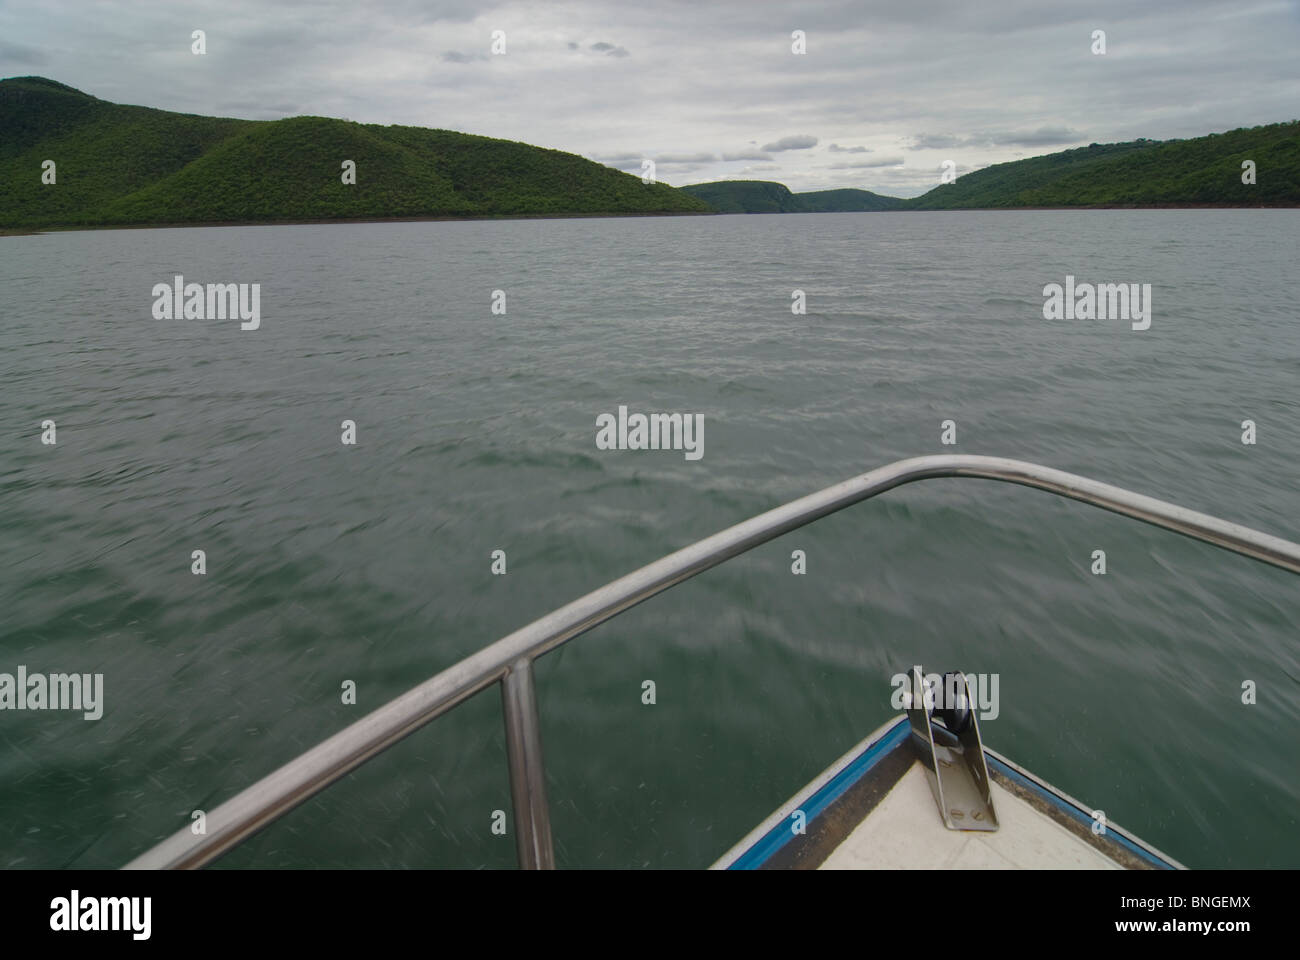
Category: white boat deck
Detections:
[{"x1": 820, "y1": 762, "x2": 1121, "y2": 870}]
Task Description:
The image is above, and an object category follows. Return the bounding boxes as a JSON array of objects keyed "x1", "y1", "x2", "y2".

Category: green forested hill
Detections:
[
  {"x1": 0, "y1": 76, "x2": 710, "y2": 228},
  {"x1": 682, "y1": 122, "x2": 1300, "y2": 213},
  {"x1": 679, "y1": 180, "x2": 903, "y2": 212},
  {"x1": 678, "y1": 180, "x2": 805, "y2": 213},
  {"x1": 788, "y1": 188, "x2": 905, "y2": 211},
  {"x1": 905, "y1": 123, "x2": 1300, "y2": 208}
]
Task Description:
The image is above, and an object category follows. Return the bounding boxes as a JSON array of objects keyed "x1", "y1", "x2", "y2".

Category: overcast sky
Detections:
[{"x1": 3, "y1": 0, "x2": 1298, "y2": 197}]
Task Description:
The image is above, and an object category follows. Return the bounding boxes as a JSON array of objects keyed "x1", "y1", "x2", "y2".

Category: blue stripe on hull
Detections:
[
  {"x1": 982, "y1": 753, "x2": 1175, "y2": 870},
  {"x1": 729, "y1": 718, "x2": 910, "y2": 870},
  {"x1": 729, "y1": 718, "x2": 1177, "y2": 870}
]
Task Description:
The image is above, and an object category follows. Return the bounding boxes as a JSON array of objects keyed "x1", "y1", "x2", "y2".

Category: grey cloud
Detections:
[
  {"x1": 761, "y1": 134, "x2": 819, "y2": 151},
  {"x1": 441, "y1": 50, "x2": 485, "y2": 64},
  {"x1": 722, "y1": 150, "x2": 773, "y2": 161},
  {"x1": 908, "y1": 133, "x2": 967, "y2": 150},
  {"x1": 828, "y1": 144, "x2": 870, "y2": 153},
  {"x1": 984, "y1": 126, "x2": 1083, "y2": 146},
  {"x1": 657, "y1": 152, "x2": 717, "y2": 163},
  {"x1": 591, "y1": 152, "x2": 645, "y2": 171},
  {"x1": 828, "y1": 156, "x2": 904, "y2": 168},
  {"x1": 590, "y1": 42, "x2": 630, "y2": 57},
  {"x1": 604, "y1": 160, "x2": 644, "y2": 172},
  {"x1": 0, "y1": 39, "x2": 47, "y2": 65},
  {"x1": 909, "y1": 127, "x2": 1083, "y2": 150}
]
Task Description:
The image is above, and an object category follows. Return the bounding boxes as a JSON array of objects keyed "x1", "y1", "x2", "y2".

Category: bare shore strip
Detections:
[
  {"x1": 4, "y1": 202, "x2": 1297, "y2": 237},
  {"x1": 0, "y1": 210, "x2": 710, "y2": 236}
]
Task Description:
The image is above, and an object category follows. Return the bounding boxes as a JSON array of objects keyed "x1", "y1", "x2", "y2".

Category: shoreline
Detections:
[
  {"x1": 0, "y1": 210, "x2": 713, "y2": 237},
  {"x1": 900, "y1": 202, "x2": 1300, "y2": 211},
  {"x1": 4, "y1": 202, "x2": 1298, "y2": 236}
]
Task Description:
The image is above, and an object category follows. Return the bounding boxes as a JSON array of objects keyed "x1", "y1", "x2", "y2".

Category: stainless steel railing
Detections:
[{"x1": 123, "y1": 455, "x2": 1300, "y2": 869}]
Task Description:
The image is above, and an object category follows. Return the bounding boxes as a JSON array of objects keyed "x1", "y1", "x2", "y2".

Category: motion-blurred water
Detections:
[{"x1": 1, "y1": 210, "x2": 1297, "y2": 868}]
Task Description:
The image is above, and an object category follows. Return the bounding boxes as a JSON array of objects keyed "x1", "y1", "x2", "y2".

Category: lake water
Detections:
[{"x1": 1, "y1": 210, "x2": 1297, "y2": 868}]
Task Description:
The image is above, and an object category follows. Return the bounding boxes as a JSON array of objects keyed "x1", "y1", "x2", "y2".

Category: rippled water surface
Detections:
[{"x1": 1, "y1": 211, "x2": 1297, "y2": 868}]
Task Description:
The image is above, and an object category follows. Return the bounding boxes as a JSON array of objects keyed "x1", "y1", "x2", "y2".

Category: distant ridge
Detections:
[
  {"x1": 683, "y1": 122, "x2": 1300, "y2": 212},
  {"x1": 0, "y1": 76, "x2": 711, "y2": 229},
  {"x1": 679, "y1": 180, "x2": 903, "y2": 213}
]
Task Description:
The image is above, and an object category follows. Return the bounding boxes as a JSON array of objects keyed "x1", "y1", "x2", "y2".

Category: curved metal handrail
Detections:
[{"x1": 124, "y1": 455, "x2": 1300, "y2": 870}]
